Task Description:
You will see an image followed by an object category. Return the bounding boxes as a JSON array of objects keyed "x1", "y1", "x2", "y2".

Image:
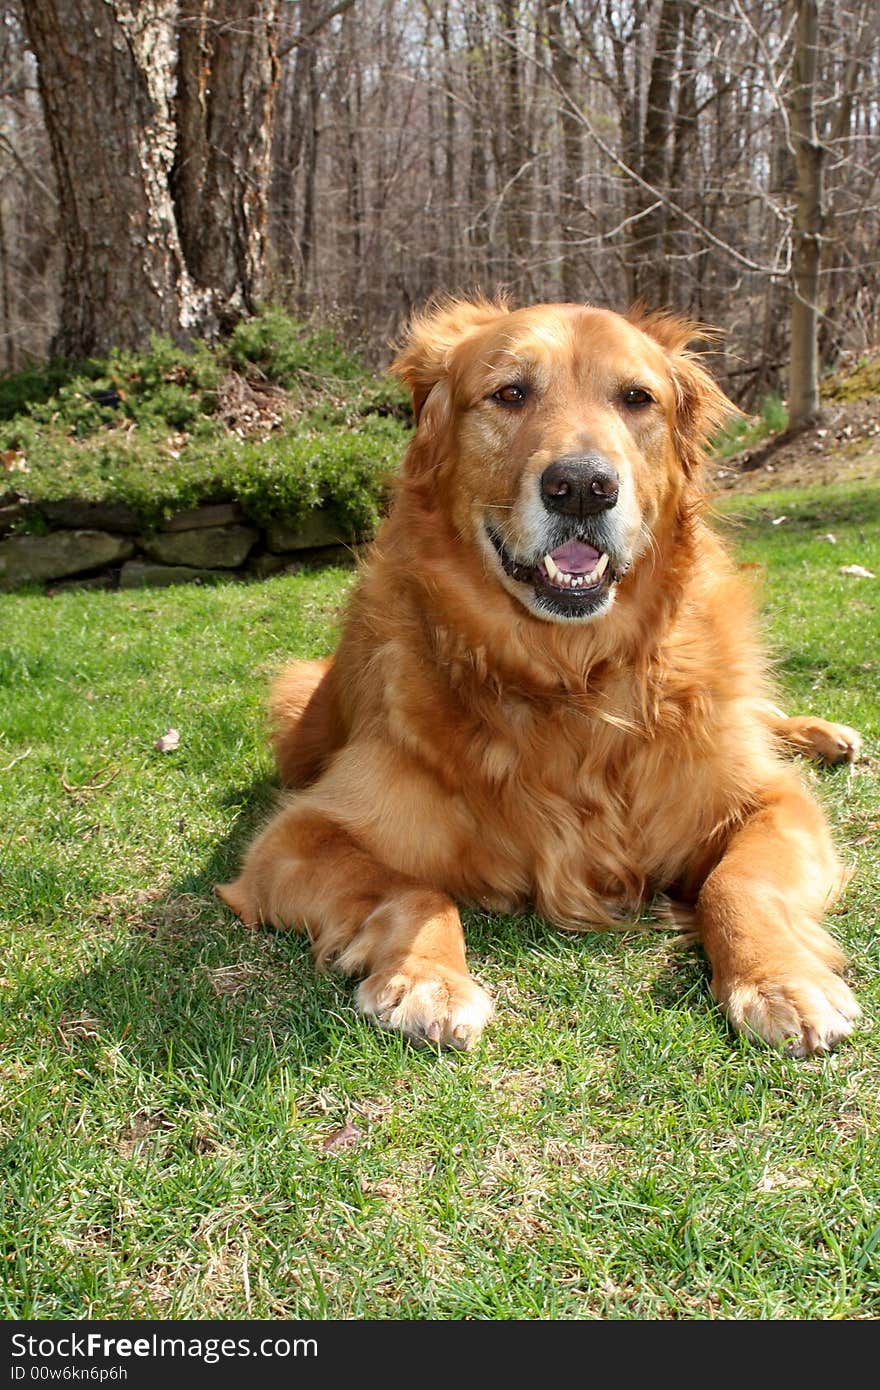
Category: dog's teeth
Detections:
[{"x1": 544, "y1": 552, "x2": 610, "y2": 591}]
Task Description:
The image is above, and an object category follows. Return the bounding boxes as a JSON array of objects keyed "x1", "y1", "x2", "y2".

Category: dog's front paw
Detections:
[
  {"x1": 784, "y1": 716, "x2": 862, "y2": 765},
  {"x1": 357, "y1": 962, "x2": 494, "y2": 1050},
  {"x1": 713, "y1": 961, "x2": 860, "y2": 1056}
]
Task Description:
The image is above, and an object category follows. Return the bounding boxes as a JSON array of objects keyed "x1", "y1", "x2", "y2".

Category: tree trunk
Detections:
[
  {"x1": 296, "y1": 36, "x2": 320, "y2": 312},
  {"x1": 631, "y1": 0, "x2": 682, "y2": 303},
  {"x1": 173, "y1": 0, "x2": 279, "y2": 334},
  {"x1": 463, "y1": 7, "x2": 491, "y2": 284},
  {"x1": 0, "y1": 198, "x2": 11, "y2": 371},
  {"x1": 605, "y1": 1, "x2": 646, "y2": 304},
  {"x1": 496, "y1": 0, "x2": 532, "y2": 287},
  {"x1": 546, "y1": 0, "x2": 583, "y2": 301},
  {"x1": 21, "y1": 0, "x2": 278, "y2": 357},
  {"x1": 441, "y1": 2, "x2": 457, "y2": 286},
  {"x1": 342, "y1": 66, "x2": 364, "y2": 307},
  {"x1": 663, "y1": 0, "x2": 697, "y2": 309},
  {"x1": 20, "y1": 0, "x2": 202, "y2": 357},
  {"x1": 787, "y1": 0, "x2": 824, "y2": 429},
  {"x1": 271, "y1": 0, "x2": 328, "y2": 272}
]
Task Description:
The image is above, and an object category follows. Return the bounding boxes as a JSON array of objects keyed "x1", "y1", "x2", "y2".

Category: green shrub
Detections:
[
  {"x1": 0, "y1": 360, "x2": 75, "y2": 422},
  {"x1": 1, "y1": 410, "x2": 406, "y2": 534},
  {"x1": 11, "y1": 338, "x2": 223, "y2": 439},
  {"x1": 0, "y1": 309, "x2": 410, "y2": 535},
  {"x1": 227, "y1": 305, "x2": 365, "y2": 386}
]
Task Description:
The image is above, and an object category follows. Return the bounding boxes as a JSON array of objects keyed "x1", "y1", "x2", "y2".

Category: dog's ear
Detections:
[
  {"x1": 392, "y1": 295, "x2": 509, "y2": 423},
  {"x1": 629, "y1": 307, "x2": 740, "y2": 475}
]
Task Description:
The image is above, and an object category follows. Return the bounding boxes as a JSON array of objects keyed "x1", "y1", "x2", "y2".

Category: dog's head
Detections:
[{"x1": 393, "y1": 298, "x2": 733, "y2": 624}]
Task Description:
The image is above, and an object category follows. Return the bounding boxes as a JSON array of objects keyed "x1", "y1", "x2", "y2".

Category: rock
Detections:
[
  {"x1": 161, "y1": 502, "x2": 244, "y2": 532},
  {"x1": 265, "y1": 509, "x2": 349, "y2": 554},
  {"x1": 0, "y1": 530, "x2": 134, "y2": 589},
  {"x1": 250, "y1": 544, "x2": 357, "y2": 581},
  {"x1": 39, "y1": 498, "x2": 142, "y2": 533},
  {"x1": 47, "y1": 573, "x2": 116, "y2": 594},
  {"x1": 0, "y1": 501, "x2": 29, "y2": 537},
  {"x1": 138, "y1": 523, "x2": 258, "y2": 569},
  {"x1": 294, "y1": 543, "x2": 357, "y2": 570},
  {"x1": 118, "y1": 561, "x2": 230, "y2": 589},
  {"x1": 247, "y1": 551, "x2": 292, "y2": 579}
]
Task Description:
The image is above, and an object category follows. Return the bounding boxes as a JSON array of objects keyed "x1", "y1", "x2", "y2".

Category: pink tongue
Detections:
[{"x1": 548, "y1": 538, "x2": 601, "y2": 574}]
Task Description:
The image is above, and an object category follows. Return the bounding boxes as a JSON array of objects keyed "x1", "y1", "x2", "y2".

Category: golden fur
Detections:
[{"x1": 218, "y1": 299, "x2": 861, "y2": 1054}]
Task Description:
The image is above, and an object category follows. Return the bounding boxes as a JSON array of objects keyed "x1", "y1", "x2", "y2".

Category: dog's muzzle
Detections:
[{"x1": 486, "y1": 525, "x2": 627, "y2": 621}]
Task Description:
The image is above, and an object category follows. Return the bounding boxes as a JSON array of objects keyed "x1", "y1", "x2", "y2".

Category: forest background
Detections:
[{"x1": 2, "y1": 0, "x2": 878, "y2": 432}]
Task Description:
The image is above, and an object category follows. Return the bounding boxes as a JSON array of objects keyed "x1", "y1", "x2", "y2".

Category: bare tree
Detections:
[
  {"x1": 0, "y1": 6, "x2": 58, "y2": 369},
  {"x1": 5, "y1": 0, "x2": 880, "y2": 402},
  {"x1": 787, "y1": 0, "x2": 824, "y2": 427}
]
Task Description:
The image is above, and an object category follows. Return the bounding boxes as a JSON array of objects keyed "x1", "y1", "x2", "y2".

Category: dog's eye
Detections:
[
  {"x1": 622, "y1": 386, "x2": 654, "y2": 409},
  {"x1": 492, "y1": 384, "x2": 529, "y2": 406}
]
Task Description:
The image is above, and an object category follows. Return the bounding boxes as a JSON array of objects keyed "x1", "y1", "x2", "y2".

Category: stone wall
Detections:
[{"x1": 0, "y1": 493, "x2": 359, "y2": 592}]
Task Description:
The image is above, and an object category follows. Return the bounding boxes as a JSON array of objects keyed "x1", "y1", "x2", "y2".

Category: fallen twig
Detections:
[
  {"x1": 61, "y1": 766, "x2": 120, "y2": 796},
  {"x1": 1, "y1": 747, "x2": 31, "y2": 772}
]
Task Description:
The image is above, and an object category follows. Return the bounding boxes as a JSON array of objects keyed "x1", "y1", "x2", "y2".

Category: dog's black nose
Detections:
[{"x1": 540, "y1": 456, "x2": 620, "y2": 517}]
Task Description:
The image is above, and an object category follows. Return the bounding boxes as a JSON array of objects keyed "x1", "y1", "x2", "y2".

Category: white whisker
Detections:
[{"x1": 639, "y1": 521, "x2": 659, "y2": 572}]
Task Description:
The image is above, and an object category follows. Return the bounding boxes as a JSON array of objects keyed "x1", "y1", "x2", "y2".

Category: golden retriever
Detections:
[{"x1": 218, "y1": 298, "x2": 861, "y2": 1055}]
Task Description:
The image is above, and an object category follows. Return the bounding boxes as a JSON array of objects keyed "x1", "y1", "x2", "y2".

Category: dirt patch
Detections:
[
  {"x1": 712, "y1": 396, "x2": 880, "y2": 496},
  {"x1": 216, "y1": 371, "x2": 290, "y2": 439}
]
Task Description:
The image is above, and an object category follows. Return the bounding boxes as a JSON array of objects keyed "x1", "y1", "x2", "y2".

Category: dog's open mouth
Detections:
[{"x1": 487, "y1": 528, "x2": 618, "y2": 618}]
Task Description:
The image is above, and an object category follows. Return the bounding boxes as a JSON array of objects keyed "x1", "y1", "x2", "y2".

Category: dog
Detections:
[{"x1": 218, "y1": 298, "x2": 861, "y2": 1056}]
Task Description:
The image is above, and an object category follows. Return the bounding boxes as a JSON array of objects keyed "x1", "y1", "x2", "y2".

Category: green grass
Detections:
[{"x1": 1, "y1": 479, "x2": 878, "y2": 1319}]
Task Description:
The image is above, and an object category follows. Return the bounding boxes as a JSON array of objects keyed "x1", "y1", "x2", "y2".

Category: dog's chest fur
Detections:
[{"x1": 380, "y1": 624, "x2": 751, "y2": 927}]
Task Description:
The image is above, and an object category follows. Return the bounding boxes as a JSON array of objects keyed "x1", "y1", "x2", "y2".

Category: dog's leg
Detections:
[
  {"x1": 757, "y1": 699, "x2": 862, "y2": 765},
  {"x1": 696, "y1": 774, "x2": 859, "y2": 1054},
  {"x1": 216, "y1": 803, "x2": 492, "y2": 1049},
  {"x1": 269, "y1": 659, "x2": 347, "y2": 787}
]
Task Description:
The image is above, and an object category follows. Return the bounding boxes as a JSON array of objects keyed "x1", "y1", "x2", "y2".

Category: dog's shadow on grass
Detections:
[
  {"x1": 41, "y1": 772, "x2": 724, "y2": 1083},
  {"x1": 51, "y1": 761, "x2": 858, "y2": 1075},
  {"x1": 465, "y1": 906, "x2": 715, "y2": 1015}
]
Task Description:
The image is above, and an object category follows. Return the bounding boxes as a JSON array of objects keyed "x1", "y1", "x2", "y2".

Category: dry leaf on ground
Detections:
[{"x1": 321, "y1": 1122, "x2": 363, "y2": 1153}]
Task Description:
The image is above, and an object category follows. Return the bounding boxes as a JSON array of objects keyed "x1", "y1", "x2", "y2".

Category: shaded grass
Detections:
[{"x1": 0, "y1": 480, "x2": 878, "y2": 1320}]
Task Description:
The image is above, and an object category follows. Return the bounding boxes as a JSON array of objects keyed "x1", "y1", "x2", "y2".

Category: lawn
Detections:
[{"x1": 1, "y1": 479, "x2": 878, "y2": 1320}]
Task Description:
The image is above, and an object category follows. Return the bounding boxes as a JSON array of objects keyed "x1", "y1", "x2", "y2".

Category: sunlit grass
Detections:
[{"x1": 1, "y1": 481, "x2": 877, "y2": 1319}]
